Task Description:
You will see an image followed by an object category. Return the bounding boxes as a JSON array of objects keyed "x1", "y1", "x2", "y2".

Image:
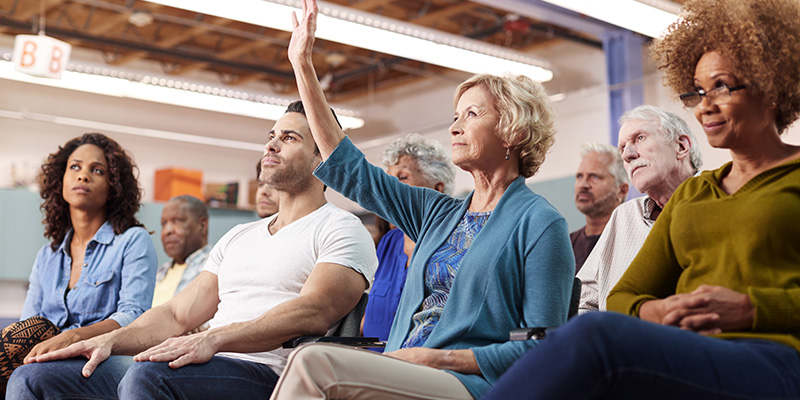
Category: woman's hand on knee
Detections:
[{"x1": 24, "y1": 330, "x2": 81, "y2": 360}]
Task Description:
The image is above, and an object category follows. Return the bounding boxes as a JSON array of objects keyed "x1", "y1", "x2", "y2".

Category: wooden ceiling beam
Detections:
[
  {"x1": 110, "y1": 16, "x2": 231, "y2": 66},
  {"x1": 347, "y1": 0, "x2": 406, "y2": 16},
  {"x1": 0, "y1": 0, "x2": 66, "y2": 34},
  {"x1": 411, "y1": 2, "x2": 477, "y2": 26}
]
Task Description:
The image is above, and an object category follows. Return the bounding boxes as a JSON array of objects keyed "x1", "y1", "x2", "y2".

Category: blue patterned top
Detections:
[{"x1": 402, "y1": 210, "x2": 491, "y2": 348}]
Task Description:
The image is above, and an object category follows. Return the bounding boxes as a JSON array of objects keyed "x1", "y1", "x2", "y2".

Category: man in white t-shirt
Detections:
[{"x1": 9, "y1": 101, "x2": 378, "y2": 400}]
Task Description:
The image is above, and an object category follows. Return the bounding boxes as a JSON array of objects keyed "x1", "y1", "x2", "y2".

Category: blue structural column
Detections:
[{"x1": 603, "y1": 29, "x2": 645, "y2": 146}]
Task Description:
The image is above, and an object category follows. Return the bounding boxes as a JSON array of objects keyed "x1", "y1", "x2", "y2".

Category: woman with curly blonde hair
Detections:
[
  {"x1": 269, "y1": 0, "x2": 574, "y2": 398},
  {"x1": 1, "y1": 133, "x2": 157, "y2": 395},
  {"x1": 483, "y1": 0, "x2": 800, "y2": 399}
]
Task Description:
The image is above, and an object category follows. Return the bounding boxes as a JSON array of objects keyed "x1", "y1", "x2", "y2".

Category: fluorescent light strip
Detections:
[
  {"x1": 141, "y1": 0, "x2": 553, "y2": 81},
  {"x1": 0, "y1": 59, "x2": 364, "y2": 130},
  {"x1": 542, "y1": 0, "x2": 679, "y2": 38},
  {"x1": 0, "y1": 108, "x2": 265, "y2": 152}
]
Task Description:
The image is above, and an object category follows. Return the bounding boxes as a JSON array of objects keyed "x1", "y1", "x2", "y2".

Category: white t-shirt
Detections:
[{"x1": 203, "y1": 203, "x2": 378, "y2": 374}]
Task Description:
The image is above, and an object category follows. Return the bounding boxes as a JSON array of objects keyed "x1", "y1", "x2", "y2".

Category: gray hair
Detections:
[
  {"x1": 580, "y1": 143, "x2": 630, "y2": 186},
  {"x1": 169, "y1": 195, "x2": 208, "y2": 220},
  {"x1": 382, "y1": 134, "x2": 455, "y2": 195},
  {"x1": 619, "y1": 105, "x2": 702, "y2": 171}
]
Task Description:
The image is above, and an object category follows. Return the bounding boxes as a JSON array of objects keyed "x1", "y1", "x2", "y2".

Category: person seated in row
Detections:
[
  {"x1": 269, "y1": 1, "x2": 574, "y2": 398},
  {"x1": 0, "y1": 133, "x2": 157, "y2": 394},
  {"x1": 577, "y1": 105, "x2": 700, "y2": 313},
  {"x1": 363, "y1": 133, "x2": 455, "y2": 346},
  {"x1": 255, "y1": 159, "x2": 280, "y2": 218},
  {"x1": 571, "y1": 143, "x2": 628, "y2": 273},
  {"x1": 483, "y1": 0, "x2": 800, "y2": 398},
  {"x1": 152, "y1": 195, "x2": 212, "y2": 309},
  {"x1": 8, "y1": 101, "x2": 378, "y2": 400}
]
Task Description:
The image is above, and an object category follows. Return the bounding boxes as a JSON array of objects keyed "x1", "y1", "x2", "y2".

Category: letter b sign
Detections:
[{"x1": 13, "y1": 35, "x2": 72, "y2": 79}]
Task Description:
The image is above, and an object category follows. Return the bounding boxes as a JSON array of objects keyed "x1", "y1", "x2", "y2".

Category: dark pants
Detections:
[{"x1": 484, "y1": 312, "x2": 800, "y2": 400}]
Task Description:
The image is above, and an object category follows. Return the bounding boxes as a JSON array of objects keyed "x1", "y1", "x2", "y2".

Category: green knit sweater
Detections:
[{"x1": 608, "y1": 157, "x2": 800, "y2": 352}]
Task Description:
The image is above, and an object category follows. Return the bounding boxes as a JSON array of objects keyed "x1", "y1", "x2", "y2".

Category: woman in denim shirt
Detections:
[{"x1": 0, "y1": 133, "x2": 157, "y2": 392}]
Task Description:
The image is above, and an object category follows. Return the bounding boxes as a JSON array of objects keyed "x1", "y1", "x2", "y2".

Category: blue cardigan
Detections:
[{"x1": 315, "y1": 137, "x2": 574, "y2": 398}]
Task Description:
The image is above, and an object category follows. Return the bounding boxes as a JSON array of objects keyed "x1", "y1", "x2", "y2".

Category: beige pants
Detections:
[{"x1": 270, "y1": 343, "x2": 474, "y2": 400}]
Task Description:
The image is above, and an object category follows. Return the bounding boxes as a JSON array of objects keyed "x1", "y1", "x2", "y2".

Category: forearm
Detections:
[
  {"x1": 435, "y1": 349, "x2": 481, "y2": 375},
  {"x1": 68, "y1": 319, "x2": 120, "y2": 341},
  {"x1": 638, "y1": 299, "x2": 661, "y2": 323},
  {"x1": 207, "y1": 295, "x2": 333, "y2": 354},
  {"x1": 107, "y1": 305, "x2": 191, "y2": 355},
  {"x1": 290, "y1": 48, "x2": 345, "y2": 159}
]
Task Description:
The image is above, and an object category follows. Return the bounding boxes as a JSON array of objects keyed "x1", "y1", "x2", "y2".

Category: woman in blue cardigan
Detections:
[
  {"x1": 363, "y1": 134, "x2": 455, "y2": 347},
  {"x1": 271, "y1": 1, "x2": 574, "y2": 398}
]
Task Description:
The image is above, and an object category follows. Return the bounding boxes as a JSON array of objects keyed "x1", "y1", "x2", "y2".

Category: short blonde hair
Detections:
[{"x1": 454, "y1": 74, "x2": 556, "y2": 178}]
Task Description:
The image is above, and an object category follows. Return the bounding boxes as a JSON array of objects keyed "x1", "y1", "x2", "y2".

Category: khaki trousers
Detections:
[{"x1": 270, "y1": 343, "x2": 474, "y2": 400}]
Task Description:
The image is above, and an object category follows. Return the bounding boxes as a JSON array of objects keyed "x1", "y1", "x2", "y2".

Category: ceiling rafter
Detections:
[
  {"x1": 0, "y1": 0, "x2": 66, "y2": 34},
  {"x1": 0, "y1": 0, "x2": 600, "y2": 100}
]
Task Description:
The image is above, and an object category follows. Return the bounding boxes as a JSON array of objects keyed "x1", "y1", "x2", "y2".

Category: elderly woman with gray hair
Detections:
[
  {"x1": 270, "y1": 0, "x2": 574, "y2": 398},
  {"x1": 363, "y1": 134, "x2": 455, "y2": 346}
]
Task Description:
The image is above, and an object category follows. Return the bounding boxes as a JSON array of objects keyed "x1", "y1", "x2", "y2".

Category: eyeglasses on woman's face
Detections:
[{"x1": 679, "y1": 84, "x2": 747, "y2": 108}]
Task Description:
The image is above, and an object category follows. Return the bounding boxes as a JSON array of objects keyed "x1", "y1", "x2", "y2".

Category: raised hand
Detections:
[
  {"x1": 133, "y1": 330, "x2": 218, "y2": 369},
  {"x1": 288, "y1": 0, "x2": 318, "y2": 67}
]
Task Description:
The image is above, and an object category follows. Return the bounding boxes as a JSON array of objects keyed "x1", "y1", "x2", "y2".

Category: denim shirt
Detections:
[{"x1": 21, "y1": 221, "x2": 158, "y2": 330}]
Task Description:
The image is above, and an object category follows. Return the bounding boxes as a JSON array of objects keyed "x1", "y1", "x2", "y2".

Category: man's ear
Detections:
[
  {"x1": 676, "y1": 135, "x2": 691, "y2": 160},
  {"x1": 200, "y1": 217, "x2": 209, "y2": 237},
  {"x1": 617, "y1": 183, "x2": 629, "y2": 203},
  {"x1": 434, "y1": 182, "x2": 445, "y2": 193}
]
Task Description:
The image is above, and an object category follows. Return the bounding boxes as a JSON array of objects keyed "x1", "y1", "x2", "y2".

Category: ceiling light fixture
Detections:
[
  {"x1": 541, "y1": 0, "x2": 680, "y2": 38},
  {"x1": 139, "y1": 0, "x2": 553, "y2": 81},
  {"x1": 0, "y1": 57, "x2": 364, "y2": 130}
]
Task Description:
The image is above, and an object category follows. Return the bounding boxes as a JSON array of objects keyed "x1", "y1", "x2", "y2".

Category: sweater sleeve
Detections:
[
  {"x1": 471, "y1": 218, "x2": 574, "y2": 382},
  {"x1": 314, "y1": 136, "x2": 458, "y2": 242},
  {"x1": 748, "y1": 287, "x2": 800, "y2": 332},
  {"x1": 607, "y1": 186, "x2": 685, "y2": 316}
]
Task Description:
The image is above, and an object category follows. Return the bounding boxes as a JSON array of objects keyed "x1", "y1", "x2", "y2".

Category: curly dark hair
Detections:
[
  {"x1": 40, "y1": 133, "x2": 144, "y2": 250},
  {"x1": 651, "y1": 0, "x2": 800, "y2": 133}
]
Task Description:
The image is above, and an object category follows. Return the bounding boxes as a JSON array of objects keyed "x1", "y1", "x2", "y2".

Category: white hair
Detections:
[
  {"x1": 382, "y1": 134, "x2": 455, "y2": 195},
  {"x1": 619, "y1": 105, "x2": 702, "y2": 171},
  {"x1": 580, "y1": 142, "x2": 630, "y2": 186}
]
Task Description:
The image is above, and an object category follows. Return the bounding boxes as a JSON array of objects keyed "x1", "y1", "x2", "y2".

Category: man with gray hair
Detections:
[
  {"x1": 571, "y1": 143, "x2": 630, "y2": 273},
  {"x1": 578, "y1": 105, "x2": 701, "y2": 312},
  {"x1": 363, "y1": 133, "x2": 455, "y2": 345},
  {"x1": 153, "y1": 195, "x2": 211, "y2": 308}
]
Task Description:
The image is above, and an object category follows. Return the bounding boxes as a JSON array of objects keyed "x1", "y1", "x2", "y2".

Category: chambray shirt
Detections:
[{"x1": 21, "y1": 221, "x2": 158, "y2": 330}]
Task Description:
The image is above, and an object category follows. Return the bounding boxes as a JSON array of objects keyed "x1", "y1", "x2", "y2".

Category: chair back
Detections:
[
  {"x1": 569, "y1": 277, "x2": 581, "y2": 319},
  {"x1": 332, "y1": 293, "x2": 369, "y2": 337}
]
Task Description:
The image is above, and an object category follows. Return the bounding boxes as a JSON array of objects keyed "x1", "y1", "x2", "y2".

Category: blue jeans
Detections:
[
  {"x1": 118, "y1": 356, "x2": 279, "y2": 399},
  {"x1": 484, "y1": 312, "x2": 800, "y2": 400},
  {"x1": 8, "y1": 355, "x2": 279, "y2": 399},
  {"x1": 8, "y1": 356, "x2": 134, "y2": 400}
]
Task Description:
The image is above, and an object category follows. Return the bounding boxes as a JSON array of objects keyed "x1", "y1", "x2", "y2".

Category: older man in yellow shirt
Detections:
[{"x1": 152, "y1": 195, "x2": 211, "y2": 308}]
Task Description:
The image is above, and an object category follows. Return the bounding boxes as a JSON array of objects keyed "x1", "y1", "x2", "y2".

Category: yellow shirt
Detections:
[
  {"x1": 152, "y1": 263, "x2": 187, "y2": 308},
  {"x1": 609, "y1": 157, "x2": 800, "y2": 352}
]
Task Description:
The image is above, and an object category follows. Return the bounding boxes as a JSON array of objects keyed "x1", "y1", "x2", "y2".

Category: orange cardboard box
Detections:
[{"x1": 154, "y1": 168, "x2": 203, "y2": 202}]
